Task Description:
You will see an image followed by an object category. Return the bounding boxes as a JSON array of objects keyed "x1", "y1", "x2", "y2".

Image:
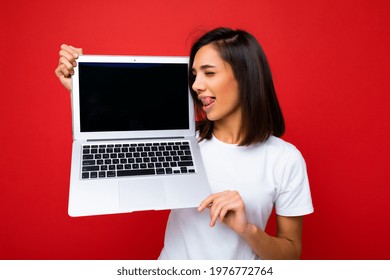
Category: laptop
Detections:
[{"x1": 68, "y1": 55, "x2": 211, "y2": 217}]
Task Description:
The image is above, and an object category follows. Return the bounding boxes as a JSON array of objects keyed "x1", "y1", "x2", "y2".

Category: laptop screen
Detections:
[{"x1": 78, "y1": 62, "x2": 189, "y2": 133}]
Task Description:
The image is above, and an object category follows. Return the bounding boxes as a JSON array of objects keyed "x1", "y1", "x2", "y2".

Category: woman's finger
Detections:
[{"x1": 198, "y1": 194, "x2": 215, "y2": 212}]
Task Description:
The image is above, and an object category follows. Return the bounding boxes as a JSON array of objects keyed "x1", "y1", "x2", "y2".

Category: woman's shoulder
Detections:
[
  {"x1": 263, "y1": 136, "x2": 304, "y2": 161},
  {"x1": 265, "y1": 135, "x2": 297, "y2": 150}
]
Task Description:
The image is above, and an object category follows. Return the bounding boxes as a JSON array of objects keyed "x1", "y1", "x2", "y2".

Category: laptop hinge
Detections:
[{"x1": 86, "y1": 137, "x2": 186, "y2": 142}]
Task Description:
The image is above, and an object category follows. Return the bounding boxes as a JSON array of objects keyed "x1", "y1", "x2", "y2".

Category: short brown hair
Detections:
[{"x1": 189, "y1": 27, "x2": 285, "y2": 146}]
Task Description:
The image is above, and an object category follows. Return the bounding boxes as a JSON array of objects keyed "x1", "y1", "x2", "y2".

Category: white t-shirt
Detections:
[{"x1": 158, "y1": 135, "x2": 314, "y2": 259}]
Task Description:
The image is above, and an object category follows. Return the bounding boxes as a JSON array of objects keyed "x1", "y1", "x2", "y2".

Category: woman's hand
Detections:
[
  {"x1": 198, "y1": 190, "x2": 250, "y2": 235},
  {"x1": 199, "y1": 191, "x2": 304, "y2": 259},
  {"x1": 54, "y1": 44, "x2": 83, "y2": 92}
]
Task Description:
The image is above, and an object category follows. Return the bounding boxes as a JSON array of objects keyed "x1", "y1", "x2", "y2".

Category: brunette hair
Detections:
[{"x1": 189, "y1": 27, "x2": 285, "y2": 145}]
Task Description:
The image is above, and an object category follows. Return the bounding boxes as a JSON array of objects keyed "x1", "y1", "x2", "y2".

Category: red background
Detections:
[{"x1": 1, "y1": 0, "x2": 389, "y2": 259}]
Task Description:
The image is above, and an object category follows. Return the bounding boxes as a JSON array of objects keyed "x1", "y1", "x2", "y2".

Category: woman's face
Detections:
[{"x1": 192, "y1": 44, "x2": 241, "y2": 124}]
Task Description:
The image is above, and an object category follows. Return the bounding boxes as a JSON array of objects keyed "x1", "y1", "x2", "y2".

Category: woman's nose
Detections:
[{"x1": 192, "y1": 75, "x2": 205, "y2": 94}]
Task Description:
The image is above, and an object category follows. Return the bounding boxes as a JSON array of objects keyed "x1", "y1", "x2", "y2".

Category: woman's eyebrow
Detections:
[{"x1": 192, "y1": 64, "x2": 217, "y2": 73}]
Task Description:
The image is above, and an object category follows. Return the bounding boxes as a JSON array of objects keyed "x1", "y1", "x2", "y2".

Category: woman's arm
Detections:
[
  {"x1": 242, "y1": 215, "x2": 302, "y2": 259},
  {"x1": 198, "y1": 190, "x2": 303, "y2": 259},
  {"x1": 54, "y1": 44, "x2": 83, "y2": 92}
]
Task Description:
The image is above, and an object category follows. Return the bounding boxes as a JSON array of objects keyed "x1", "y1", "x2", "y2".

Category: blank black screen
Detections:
[{"x1": 78, "y1": 62, "x2": 189, "y2": 132}]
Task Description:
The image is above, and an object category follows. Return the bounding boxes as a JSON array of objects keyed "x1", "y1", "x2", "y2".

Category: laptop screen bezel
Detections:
[{"x1": 71, "y1": 55, "x2": 195, "y2": 141}]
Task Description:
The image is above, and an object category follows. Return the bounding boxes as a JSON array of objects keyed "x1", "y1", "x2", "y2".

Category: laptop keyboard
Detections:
[{"x1": 80, "y1": 141, "x2": 196, "y2": 179}]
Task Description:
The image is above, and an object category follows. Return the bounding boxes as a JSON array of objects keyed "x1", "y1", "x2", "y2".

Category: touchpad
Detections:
[{"x1": 118, "y1": 179, "x2": 167, "y2": 211}]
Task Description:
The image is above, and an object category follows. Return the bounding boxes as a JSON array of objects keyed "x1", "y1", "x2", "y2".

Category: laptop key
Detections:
[
  {"x1": 178, "y1": 161, "x2": 194, "y2": 167},
  {"x1": 82, "y1": 160, "x2": 95, "y2": 166},
  {"x1": 82, "y1": 166, "x2": 99, "y2": 172},
  {"x1": 117, "y1": 169, "x2": 156, "y2": 176},
  {"x1": 107, "y1": 171, "x2": 116, "y2": 177},
  {"x1": 83, "y1": 155, "x2": 94, "y2": 159},
  {"x1": 180, "y1": 156, "x2": 192, "y2": 161},
  {"x1": 180, "y1": 145, "x2": 190, "y2": 150},
  {"x1": 180, "y1": 167, "x2": 188, "y2": 173},
  {"x1": 156, "y1": 168, "x2": 165, "y2": 174}
]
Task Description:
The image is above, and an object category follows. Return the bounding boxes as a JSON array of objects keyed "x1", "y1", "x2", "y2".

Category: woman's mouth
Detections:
[{"x1": 201, "y1": 96, "x2": 216, "y2": 112}]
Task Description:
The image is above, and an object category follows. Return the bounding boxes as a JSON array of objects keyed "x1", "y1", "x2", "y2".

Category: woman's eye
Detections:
[{"x1": 205, "y1": 72, "x2": 215, "y2": 76}]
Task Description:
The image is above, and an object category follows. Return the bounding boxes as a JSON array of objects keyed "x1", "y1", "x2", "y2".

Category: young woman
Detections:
[{"x1": 55, "y1": 27, "x2": 313, "y2": 260}]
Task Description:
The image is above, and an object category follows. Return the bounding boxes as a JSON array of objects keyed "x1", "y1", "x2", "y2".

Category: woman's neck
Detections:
[{"x1": 213, "y1": 116, "x2": 243, "y2": 145}]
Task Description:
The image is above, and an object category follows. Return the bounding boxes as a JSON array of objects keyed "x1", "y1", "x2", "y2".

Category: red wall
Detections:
[{"x1": 1, "y1": 0, "x2": 389, "y2": 259}]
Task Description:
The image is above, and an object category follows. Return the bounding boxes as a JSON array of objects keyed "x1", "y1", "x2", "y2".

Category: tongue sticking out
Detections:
[{"x1": 202, "y1": 96, "x2": 216, "y2": 106}]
